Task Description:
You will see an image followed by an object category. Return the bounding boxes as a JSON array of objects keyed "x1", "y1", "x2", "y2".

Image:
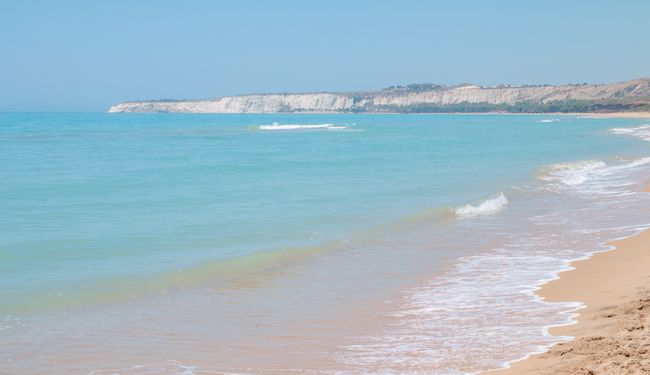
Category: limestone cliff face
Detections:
[
  {"x1": 108, "y1": 93, "x2": 357, "y2": 113},
  {"x1": 108, "y1": 79, "x2": 650, "y2": 113}
]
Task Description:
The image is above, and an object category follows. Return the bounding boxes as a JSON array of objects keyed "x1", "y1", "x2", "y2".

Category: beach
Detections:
[
  {"x1": 586, "y1": 112, "x2": 650, "y2": 119},
  {"x1": 483, "y1": 114, "x2": 650, "y2": 374},
  {"x1": 5, "y1": 1, "x2": 650, "y2": 373},
  {"x1": 570, "y1": 112, "x2": 650, "y2": 119},
  {"x1": 4, "y1": 113, "x2": 650, "y2": 374},
  {"x1": 490, "y1": 227, "x2": 650, "y2": 374}
]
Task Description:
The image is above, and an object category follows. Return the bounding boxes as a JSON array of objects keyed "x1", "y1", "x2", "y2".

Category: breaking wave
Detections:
[
  {"x1": 453, "y1": 193, "x2": 508, "y2": 218},
  {"x1": 609, "y1": 124, "x2": 650, "y2": 142},
  {"x1": 537, "y1": 160, "x2": 607, "y2": 186},
  {"x1": 342, "y1": 151, "x2": 650, "y2": 374},
  {"x1": 259, "y1": 123, "x2": 348, "y2": 131}
]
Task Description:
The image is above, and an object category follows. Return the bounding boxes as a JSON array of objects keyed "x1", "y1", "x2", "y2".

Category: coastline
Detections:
[
  {"x1": 487, "y1": 227, "x2": 650, "y2": 374},
  {"x1": 106, "y1": 110, "x2": 650, "y2": 118},
  {"x1": 402, "y1": 111, "x2": 650, "y2": 118},
  {"x1": 556, "y1": 111, "x2": 650, "y2": 119},
  {"x1": 581, "y1": 111, "x2": 650, "y2": 119},
  {"x1": 5, "y1": 113, "x2": 650, "y2": 374}
]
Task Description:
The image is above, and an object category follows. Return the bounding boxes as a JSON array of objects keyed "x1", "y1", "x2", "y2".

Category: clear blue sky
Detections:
[{"x1": 2, "y1": 0, "x2": 649, "y2": 111}]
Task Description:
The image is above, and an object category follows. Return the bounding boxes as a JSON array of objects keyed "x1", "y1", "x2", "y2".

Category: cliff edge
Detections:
[{"x1": 108, "y1": 79, "x2": 650, "y2": 114}]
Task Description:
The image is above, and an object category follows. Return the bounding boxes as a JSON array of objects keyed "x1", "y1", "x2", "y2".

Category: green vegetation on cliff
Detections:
[{"x1": 373, "y1": 100, "x2": 650, "y2": 114}]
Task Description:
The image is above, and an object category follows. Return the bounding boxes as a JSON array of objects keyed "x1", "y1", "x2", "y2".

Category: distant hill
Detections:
[{"x1": 108, "y1": 78, "x2": 650, "y2": 114}]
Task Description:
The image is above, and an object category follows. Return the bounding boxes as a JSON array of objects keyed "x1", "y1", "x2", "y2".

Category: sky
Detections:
[{"x1": 1, "y1": 0, "x2": 649, "y2": 112}]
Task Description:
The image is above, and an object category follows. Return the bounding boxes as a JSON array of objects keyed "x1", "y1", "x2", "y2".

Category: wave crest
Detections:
[
  {"x1": 453, "y1": 193, "x2": 508, "y2": 218},
  {"x1": 537, "y1": 160, "x2": 606, "y2": 186},
  {"x1": 609, "y1": 124, "x2": 650, "y2": 141},
  {"x1": 259, "y1": 123, "x2": 347, "y2": 131}
]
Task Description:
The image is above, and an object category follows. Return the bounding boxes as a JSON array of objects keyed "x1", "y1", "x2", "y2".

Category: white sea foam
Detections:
[
  {"x1": 342, "y1": 153, "x2": 650, "y2": 374},
  {"x1": 609, "y1": 124, "x2": 650, "y2": 141},
  {"x1": 0, "y1": 316, "x2": 23, "y2": 332},
  {"x1": 621, "y1": 156, "x2": 650, "y2": 168},
  {"x1": 537, "y1": 160, "x2": 607, "y2": 186},
  {"x1": 453, "y1": 193, "x2": 508, "y2": 218},
  {"x1": 259, "y1": 122, "x2": 348, "y2": 131},
  {"x1": 537, "y1": 157, "x2": 650, "y2": 196},
  {"x1": 537, "y1": 118, "x2": 560, "y2": 123},
  {"x1": 342, "y1": 250, "x2": 584, "y2": 374}
]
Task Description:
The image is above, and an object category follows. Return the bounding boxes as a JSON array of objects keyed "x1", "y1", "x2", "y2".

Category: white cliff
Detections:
[{"x1": 108, "y1": 79, "x2": 650, "y2": 113}]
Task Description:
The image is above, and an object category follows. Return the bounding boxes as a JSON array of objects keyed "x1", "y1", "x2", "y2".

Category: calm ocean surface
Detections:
[{"x1": 3, "y1": 113, "x2": 650, "y2": 374}]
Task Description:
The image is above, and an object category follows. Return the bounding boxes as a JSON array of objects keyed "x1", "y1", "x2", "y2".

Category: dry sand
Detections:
[
  {"x1": 533, "y1": 111, "x2": 650, "y2": 119},
  {"x1": 487, "y1": 229, "x2": 650, "y2": 374},
  {"x1": 545, "y1": 112, "x2": 650, "y2": 119},
  {"x1": 580, "y1": 112, "x2": 650, "y2": 119}
]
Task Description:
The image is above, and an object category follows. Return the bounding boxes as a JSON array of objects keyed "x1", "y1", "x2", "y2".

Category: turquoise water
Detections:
[
  {"x1": 3, "y1": 113, "x2": 650, "y2": 374},
  {"x1": 1, "y1": 113, "x2": 648, "y2": 312}
]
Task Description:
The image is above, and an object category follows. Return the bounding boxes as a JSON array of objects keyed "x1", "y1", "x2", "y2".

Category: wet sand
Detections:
[{"x1": 487, "y1": 229, "x2": 650, "y2": 374}]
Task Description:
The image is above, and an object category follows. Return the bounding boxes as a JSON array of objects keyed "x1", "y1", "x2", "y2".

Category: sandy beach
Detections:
[
  {"x1": 405, "y1": 112, "x2": 650, "y2": 118},
  {"x1": 577, "y1": 111, "x2": 650, "y2": 119},
  {"x1": 488, "y1": 228, "x2": 650, "y2": 374},
  {"x1": 503, "y1": 111, "x2": 650, "y2": 119}
]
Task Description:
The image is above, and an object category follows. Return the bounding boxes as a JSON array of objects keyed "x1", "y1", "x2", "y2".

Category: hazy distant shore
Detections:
[
  {"x1": 572, "y1": 111, "x2": 650, "y2": 118},
  {"x1": 108, "y1": 78, "x2": 650, "y2": 114},
  {"x1": 106, "y1": 110, "x2": 650, "y2": 119},
  {"x1": 403, "y1": 111, "x2": 650, "y2": 118}
]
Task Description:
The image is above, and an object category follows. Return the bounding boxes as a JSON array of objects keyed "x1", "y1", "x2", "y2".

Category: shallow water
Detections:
[{"x1": 2, "y1": 113, "x2": 650, "y2": 373}]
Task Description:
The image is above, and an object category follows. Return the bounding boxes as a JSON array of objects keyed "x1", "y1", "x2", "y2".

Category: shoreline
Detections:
[
  {"x1": 399, "y1": 111, "x2": 650, "y2": 118},
  {"x1": 5, "y1": 113, "x2": 650, "y2": 374},
  {"x1": 102, "y1": 111, "x2": 650, "y2": 118},
  {"x1": 574, "y1": 111, "x2": 650, "y2": 119},
  {"x1": 398, "y1": 111, "x2": 650, "y2": 118},
  {"x1": 486, "y1": 227, "x2": 650, "y2": 374}
]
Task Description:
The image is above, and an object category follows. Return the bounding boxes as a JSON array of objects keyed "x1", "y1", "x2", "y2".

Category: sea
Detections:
[{"x1": 2, "y1": 113, "x2": 650, "y2": 374}]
